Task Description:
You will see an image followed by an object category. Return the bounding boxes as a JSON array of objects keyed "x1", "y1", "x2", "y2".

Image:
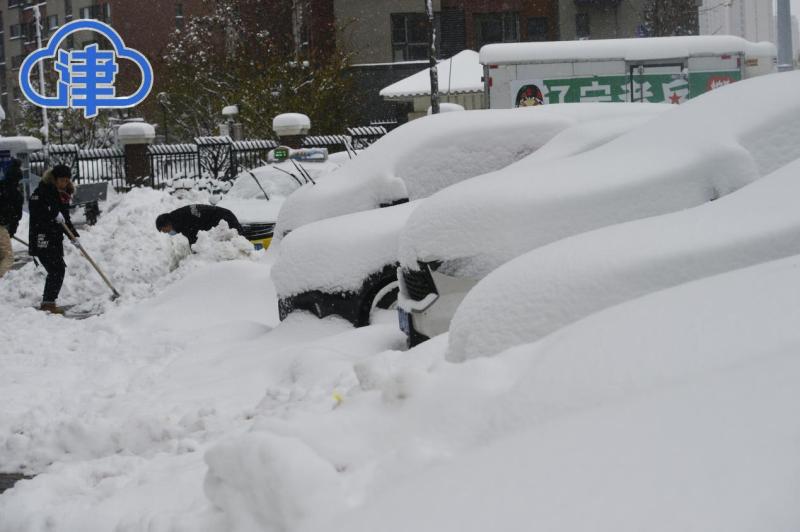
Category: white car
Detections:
[
  {"x1": 398, "y1": 71, "x2": 800, "y2": 346},
  {"x1": 273, "y1": 104, "x2": 669, "y2": 327},
  {"x1": 216, "y1": 148, "x2": 343, "y2": 249}
]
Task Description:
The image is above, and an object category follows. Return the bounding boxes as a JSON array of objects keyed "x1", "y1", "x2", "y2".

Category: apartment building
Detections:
[
  {"x1": 699, "y1": 0, "x2": 773, "y2": 42},
  {"x1": 336, "y1": 0, "x2": 558, "y2": 123},
  {"x1": 560, "y1": 0, "x2": 646, "y2": 40},
  {"x1": 337, "y1": 0, "x2": 558, "y2": 65},
  {"x1": 1, "y1": 0, "x2": 207, "y2": 127}
]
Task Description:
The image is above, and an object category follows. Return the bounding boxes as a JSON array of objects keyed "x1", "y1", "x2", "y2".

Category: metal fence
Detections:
[{"x1": 30, "y1": 126, "x2": 386, "y2": 190}]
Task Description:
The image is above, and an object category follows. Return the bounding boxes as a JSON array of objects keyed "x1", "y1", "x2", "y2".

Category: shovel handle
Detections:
[{"x1": 60, "y1": 222, "x2": 121, "y2": 299}]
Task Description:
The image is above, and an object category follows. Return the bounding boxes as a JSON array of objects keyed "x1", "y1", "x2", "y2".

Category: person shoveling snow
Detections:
[
  {"x1": 28, "y1": 165, "x2": 81, "y2": 315},
  {"x1": 156, "y1": 204, "x2": 243, "y2": 246}
]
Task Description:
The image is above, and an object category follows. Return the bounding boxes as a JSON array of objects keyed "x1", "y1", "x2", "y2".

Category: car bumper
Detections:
[
  {"x1": 241, "y1": 222, "x2": 275, "y2": 250},
  {"x1": 398, "y1": 265, "x2": 478, "y2": 343}
]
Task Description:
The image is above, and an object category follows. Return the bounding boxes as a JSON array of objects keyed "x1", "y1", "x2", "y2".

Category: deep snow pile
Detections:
[
  {"x1": 0, "y1": 187, "x2": 256, "y2": 315},
  {"x1": 2, "y1": 187, "x2": 800, "y2": 532},
  {"x1": 0, "y1": 185, "x2": 406, "y2": 531},
  {"x1": 448, "y1": 154, "x2": 800, "y2": 360},
  {"x1": 206, "y1": 255, "x2": 800, "y2": 532}
]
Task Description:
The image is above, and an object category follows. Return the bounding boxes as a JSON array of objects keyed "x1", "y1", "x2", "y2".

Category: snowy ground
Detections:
[
  {"x1": 0, "y1": 188, "x2": 408, "y2": 531},
  {"x1": 3, "y1": 163, "x2": 800, "y2": 530}
]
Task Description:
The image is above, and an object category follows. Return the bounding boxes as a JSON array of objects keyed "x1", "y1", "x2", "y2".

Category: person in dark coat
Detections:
[
  {"x1": 0, "y1": 158, "x2": 24, "y2": 278},
  {"x1": 29, "y1": 165, "x2": 80, "y2": 314},
  {"x1": 155, "y1": 204, "x2": 243, "y2": 245}
]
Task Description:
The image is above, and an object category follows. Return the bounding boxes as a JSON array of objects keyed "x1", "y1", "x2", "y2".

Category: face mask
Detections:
[{"x1": 169, "y1": 230, "x2": 177, "y2": 236}]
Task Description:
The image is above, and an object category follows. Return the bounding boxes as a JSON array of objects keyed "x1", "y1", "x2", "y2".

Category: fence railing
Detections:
[{"x1": 31, "y1": 127, "x2": 386, "y2": 190}]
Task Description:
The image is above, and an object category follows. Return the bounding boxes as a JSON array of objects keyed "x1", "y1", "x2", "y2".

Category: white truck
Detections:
[{"x1": 481, "y1": 35, "x2": 777, "y2": 109}]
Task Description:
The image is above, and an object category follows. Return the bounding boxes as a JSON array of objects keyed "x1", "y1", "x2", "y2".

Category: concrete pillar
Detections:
[
  {"x1": 273, "y1": 113, "x2": 310, "y2": 149},
  {"x1": 117, "y1": 120, "x2": 156, "y2": 186}
]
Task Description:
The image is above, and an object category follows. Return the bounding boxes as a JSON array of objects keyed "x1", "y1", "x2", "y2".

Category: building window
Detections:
[
  {"x1": 10, "y1": 54, "x2": 23, "y2": 69},
  {"x1": 64, "y1": 0, "x2": 72, "y2": 18},
  {"x1": 48, "y1": 14, "x2": 59, "y2": 31},
  {"x1": 527, "y1": 17, "x2": 548, "y2": 42},
  {"x1": 80, "y1": 3, "x2": 110, "y2": 22},
  {"x1": 175, "y1": 2, "x2": 184, "y2": 28},
  {"x1": 8, "y1": 0, "x2": 22, "y2": 8},
  {"x1": 576, "y1": 13, "x2": 590, "y2": 39},
  {"x1": 391, "y1": 13, "x2": 439, "y2": 62},
  {"x1": 9, "y1": 23, "x2": 20, "y2": 39},
  {"x1": 474, "y1": 12, "x2": 519, "y2": 48},
  {"x1": 12, "y1": 86, "x2": 20, "y2": 100}
]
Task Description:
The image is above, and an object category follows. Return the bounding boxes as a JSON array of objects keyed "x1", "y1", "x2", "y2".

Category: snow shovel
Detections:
[{"x1": 60, "y1": 223, "x2": 121, "y2": 301}]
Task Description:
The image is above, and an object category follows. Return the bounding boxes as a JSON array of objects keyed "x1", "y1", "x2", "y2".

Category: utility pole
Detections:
[
  {"x1": 777, "y1": 0, "x2": 794, "y2": 71},
  {"x1": 32, "y1": 4, "x2": 49, "y2": 144},
  {"x1": 426, "y1": 0, "x2": 440, "y2": 114}
]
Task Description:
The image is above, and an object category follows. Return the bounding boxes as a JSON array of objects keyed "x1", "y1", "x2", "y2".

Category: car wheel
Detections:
[
  {"x1": 371, "y1": 280, "x2": 399, "y2": 311},
  {"x1": 357, "y1": 265, "x2": 400, "y2": 326}
]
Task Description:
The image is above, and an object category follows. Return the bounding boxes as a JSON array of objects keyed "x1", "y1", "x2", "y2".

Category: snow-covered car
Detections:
[
  {"x1": 275, "y1": 103, "x2": 669, "y2": 239},
  {"x1": 216, "y1": 148, "x2": 343, "y2": 249},
  {"x1": 398, "y1": 71, "x2": 800, "y2": 346},
  {"x1": 273, "y1": 104, "x2": 669, "y2": 327},
  {"x1": 448, "y1": 154, "x2": 800, "y2": 361}
]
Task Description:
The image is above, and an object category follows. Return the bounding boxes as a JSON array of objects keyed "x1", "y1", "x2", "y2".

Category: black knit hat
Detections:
[{"x1": 52, "y1": 164, "x2": 72, "y2": 179}]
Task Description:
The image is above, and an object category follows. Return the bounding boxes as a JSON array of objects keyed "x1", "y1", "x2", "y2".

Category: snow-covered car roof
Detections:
[
  {"x1": 275, "y1": 103, "x2": 669, "y2": 238},
  {"x1": 480, "y1": 35, "x2": 776, "y2": 65},
  {"x1": 399, "y1": 71, "x2": 800, "y2": 278},
  {"x1": 448, "y1": 155, "x2": 800, "y2": 361},
  {"x1": 216, "y1": 159, "x2": 341, "y2": 224}
]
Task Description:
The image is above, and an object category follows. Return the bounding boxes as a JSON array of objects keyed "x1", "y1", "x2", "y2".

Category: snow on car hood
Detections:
[
  {"x1": 272, "y1": 201, "x2": 419, "y2": 297},
  {"x1": 399, "y1": 71, "x2": 800, "y2": 277},
  {"x1": 448, "y1": 155, "x2": 800, "y2": 361},
  {"x1": 275, "y1": 104, "x2": 662, "y2": 240}
]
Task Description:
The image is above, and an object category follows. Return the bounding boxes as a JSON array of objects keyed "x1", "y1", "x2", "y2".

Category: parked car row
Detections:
[{"x1": 270, "y1": 69, "x2": 800, "y2": 362}]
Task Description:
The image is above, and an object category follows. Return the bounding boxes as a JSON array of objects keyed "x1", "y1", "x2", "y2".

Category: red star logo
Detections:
[{"x1": 669, "y1": 92, "x2": 682, "y2": 104}]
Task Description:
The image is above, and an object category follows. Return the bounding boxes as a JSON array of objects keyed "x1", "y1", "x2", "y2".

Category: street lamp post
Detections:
[{"x1": 32, "y1": 5, "x2": 49, "y2": 144}]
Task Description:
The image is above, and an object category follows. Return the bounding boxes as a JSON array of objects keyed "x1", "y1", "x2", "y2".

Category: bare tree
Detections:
[
  {"x1": 159, "y1": 0, "x2": 358, "y2": 141},
  {"x1": 642, "y1": 0, "x2": 699, "y2": 36},
  {"x1": 426, "y1": 0, "x2": 440, "y2": 114}
]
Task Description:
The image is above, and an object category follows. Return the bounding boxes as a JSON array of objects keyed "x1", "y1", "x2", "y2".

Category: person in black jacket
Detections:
[
  {"x1": 0, "y1": 158, "x2": 24, "y2": 278},
  {"x1": 29, "y1": 165, "x2": 80, "y2": 314},
  {"x1": 155, "y1": 204, "x2": 242, "y2": 245}
]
